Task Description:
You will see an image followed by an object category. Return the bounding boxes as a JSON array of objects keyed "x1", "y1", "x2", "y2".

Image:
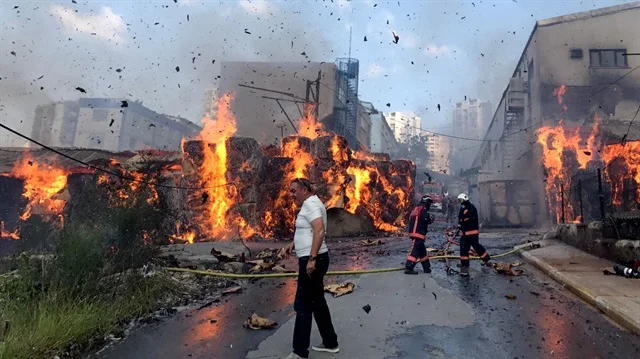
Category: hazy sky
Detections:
[{"x1": 0, "y1": 0, "x2": 633, "y2": 146}]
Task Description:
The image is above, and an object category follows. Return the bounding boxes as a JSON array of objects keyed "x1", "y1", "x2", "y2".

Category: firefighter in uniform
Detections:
[
  {"x1": 457, "y1": 193, "x2": 491, "y2": 277},
  {"x1": 405, "y1": 195, "x2": 435, "y2": 275}
]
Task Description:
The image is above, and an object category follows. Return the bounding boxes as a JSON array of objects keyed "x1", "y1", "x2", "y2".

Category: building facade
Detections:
[
  {"x1": 32, "y1": 98, "x2": 201, "y2": 152},
  {"x1": 425, "y1": 134, "x2": 450, "y2": 173},
  {"x1": 357, "y1": 101, "x2": 374, "y2": 151},
  {"x1": 467, "y1": 2, "x2": 640, "y2": 227},
  {"x1": 449, "y1": 99, "x2": 492, "y2": 174},
  {"x1": 384, "y1": 111, "x2": 421, "y2": 143},
  {"x1": 369, "y1": 109, "x2": 398, "y2": 156}
]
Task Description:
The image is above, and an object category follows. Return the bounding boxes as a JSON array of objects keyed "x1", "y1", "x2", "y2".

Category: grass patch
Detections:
[{"x1": 0, "y1": 275, "x2": 173, "y2": 359}]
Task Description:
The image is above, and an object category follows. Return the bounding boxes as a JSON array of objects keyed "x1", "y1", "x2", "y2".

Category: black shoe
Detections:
[
  {"x1": 481, "y1": 256, "x2": 491, "y2": 266},
  {"x1": 404, "y1": 269, "x2": 419, "y2": 275},
  {"x1": 459, "y1": 267, "x2": 470, "y2": 277}
]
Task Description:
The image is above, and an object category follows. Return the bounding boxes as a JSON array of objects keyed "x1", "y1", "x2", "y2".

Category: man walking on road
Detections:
[
  {"x1": 283, "y1": 178, "x2": 339, "y2": 359},
  {"x1": 457, "y1": 193, "x2": 491, "y2": 277}
]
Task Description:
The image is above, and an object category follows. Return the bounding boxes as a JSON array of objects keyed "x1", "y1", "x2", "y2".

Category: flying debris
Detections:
[{"x1": 392, "y1": 31, "x2": 399, "y2": 44}]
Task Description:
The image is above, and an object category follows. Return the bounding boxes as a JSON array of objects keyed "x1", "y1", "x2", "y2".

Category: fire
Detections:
[
  {"x1": 554, "y1": 84, "x2": 567, "y2": 112},
  {"x1": 282, "y1": 137, "x2": 314, "y2": 179},
  {"x1": 0, "y1": 221, "x2": 20, "y2": 240},
  {"x1": 345, "y1": 166, "x2": 372, "y2": 213},
  {"x1": 602, "y1": 140, "x2": 640, "y2": 205},
  {"x1": 297, "y1": 103, "x2": 324, "y2": 139},
  {"x1": 10, "y1": 156, "x2": 67, "y2": 221}
]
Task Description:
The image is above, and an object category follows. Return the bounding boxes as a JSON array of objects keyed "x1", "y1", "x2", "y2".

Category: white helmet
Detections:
[{"x1": 457, "y1": 193, "x2": 470, "y2": 203}]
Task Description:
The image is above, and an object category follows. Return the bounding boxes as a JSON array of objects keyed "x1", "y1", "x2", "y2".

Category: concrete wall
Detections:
[
  {"x1": 74, "y1": 107, "x2": 123, "y2": 151},
  {"x1": 370, "y1": 113, "x2": 398, "y2": 155},
  {"x1": 218, "y1": 61, "x2": 338, "y2": 145}
]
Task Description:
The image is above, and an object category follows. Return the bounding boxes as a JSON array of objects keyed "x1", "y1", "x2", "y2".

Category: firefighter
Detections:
[
  {"x1": 405, "y1": 195, "x2": 435, "y2": 275},
  {"x1": 457, "y1": 193, "x2": 491, "y2": 277}
]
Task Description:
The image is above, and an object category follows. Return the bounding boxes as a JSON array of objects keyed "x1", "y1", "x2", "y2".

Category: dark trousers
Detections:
[
  {"x1": 293, "y1": 252, "x2": 338, "y2": 358},
  {"x1": 460, "y1": 234, "x2": 489, "y2": 267},
  {"x1": 405, "y1": 238, "x2": 430, "y2": 271}
]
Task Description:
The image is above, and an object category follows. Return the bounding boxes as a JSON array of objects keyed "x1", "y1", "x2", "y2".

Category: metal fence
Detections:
[{"x1": 562, "y1": 167, "x2": 636, "y2": 223}]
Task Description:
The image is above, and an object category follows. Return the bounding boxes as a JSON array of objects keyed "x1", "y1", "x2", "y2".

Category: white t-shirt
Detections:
[{"x1": 293, "y1": 195, "x2": 329, "y2": 258}]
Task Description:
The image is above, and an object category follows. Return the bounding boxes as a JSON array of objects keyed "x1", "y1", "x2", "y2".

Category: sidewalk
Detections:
[{"x1": 519, "y1": 239, "x2": 640, "y2": 335}]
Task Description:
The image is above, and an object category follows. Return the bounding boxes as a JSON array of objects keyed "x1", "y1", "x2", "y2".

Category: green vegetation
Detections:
[{"x1": 0, "y1": 177, "x2": 176, "y2": 359}]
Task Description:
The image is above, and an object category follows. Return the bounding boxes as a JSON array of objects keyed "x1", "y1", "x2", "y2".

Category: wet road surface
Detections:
[{"x1": 94, "y1": 229, "x2": 640, "y2": 359}]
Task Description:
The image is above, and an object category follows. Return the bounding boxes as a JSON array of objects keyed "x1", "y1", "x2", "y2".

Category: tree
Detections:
[{"x1": 394, "y1": 135, "x2": 430, "y2": 168}]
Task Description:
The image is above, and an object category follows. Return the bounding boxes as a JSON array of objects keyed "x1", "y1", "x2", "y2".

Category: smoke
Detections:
[{"x1": 0, "y1": 1, "x2": 336, "y2": 146}]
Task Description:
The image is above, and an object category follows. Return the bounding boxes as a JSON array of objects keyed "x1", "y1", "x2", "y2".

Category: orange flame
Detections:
[
  {"x1": 0, "y1": 221, "x2": 20, "y2": 240},
  {"x1": 602, "y1": 140, "x2": 640, "y2": 205},
  {"x1": 297, "y1": 103, "x2": 324, "y2": 139},
  {"x1": 553, "y1": 85, "x2": 567, "y2": 112},
  {"x1": 10, "y1": 156, "x2": 67, "y2": 221}
]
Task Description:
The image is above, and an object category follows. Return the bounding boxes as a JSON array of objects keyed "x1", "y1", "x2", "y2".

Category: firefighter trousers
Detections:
[
  {"x1": 460, "y1": 234, "x2": 490, "y2": 267},
  {"x1": 405, "y1": 238, "x2": 431, "y2": 271}
]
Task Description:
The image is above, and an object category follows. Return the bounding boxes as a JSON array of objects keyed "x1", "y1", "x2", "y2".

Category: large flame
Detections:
[
  {"x1": 602, "y1": 140, "x2": 640, "y2": 205},
  {"x1": 10, "y1": 156, "x2": 67, "y2": 221},
  {"x1": 193, "y1": 93, "x2": 240, "y2": 240},
  {"x1": 297, "y1": 103, "x2": 324, "y2": 139}
]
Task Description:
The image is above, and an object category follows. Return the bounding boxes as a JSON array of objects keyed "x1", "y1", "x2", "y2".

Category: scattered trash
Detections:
[
  {"x1": 362, "y1": 304, "x2": 371, "y2": 314},
  {"x1": 392, "y1": 30, "x2": 399, "y2": 44},
  {"x1": 75, "y1": 87, "x2": 86, "y2": 93},
  {"x1": 222, "y1": 286, "x2": 243, "y2": 296},
  {"x1": 324, "y1": 282, "x2": 355, "y2": 297},
  {"x1": 210, "y1": 319, "x2": 217, "y2": 324},
  {"x1": 256, "y1": 249, "x2": 275, "y2": 259},
  {"x1": 505, "y1": 294, "x2": 517, "y2": 300},
  {"x1": 530, "y1": 291, "x2": 540, "y2": 296},
  {"x1": 248, "y1": 260, "x2": 275, "y2": 274},
  {"x1": 360, "y1": 239, "x2": 383, "y2": 246},
  {"x1": 272, "y1": 265, "x2": 295, "y2": 274},
  {"x1": 491, "y1": 262, "x2": 523, "y2": 276},
  {"x1": 427, "y1": 248, "x2": 454, "y2": 256},
  {"x1": 211, "y1": 248, "x2": 240, "y2": 262},
  {"x1": 276, "y1": 244, "x2": 294, "y2": 260},
  {"x1": 243, "y1": 313, "x2": 277, "y2": 330}
]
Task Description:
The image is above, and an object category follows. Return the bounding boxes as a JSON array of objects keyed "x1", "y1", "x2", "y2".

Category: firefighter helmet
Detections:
[{"x1": 457, "y1": 193, "x2": 470, "y2": 203}]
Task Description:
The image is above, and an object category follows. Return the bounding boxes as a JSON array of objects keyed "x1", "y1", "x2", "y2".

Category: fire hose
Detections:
[{"x1": 163, "y1": 243, "x2": 540, "y2": 279}]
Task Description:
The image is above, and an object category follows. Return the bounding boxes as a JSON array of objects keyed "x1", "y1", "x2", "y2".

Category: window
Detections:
[{"x1": 589, "y1": 49, "x2": 628, "y2": 68}]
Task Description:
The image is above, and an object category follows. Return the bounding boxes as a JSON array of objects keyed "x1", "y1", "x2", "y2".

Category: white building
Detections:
[
  {"x1": 368, "y1": 107, "x2": 398, "y2": 156},
  {"x1": 425, "y1": 134, "x2": 450, "y2": 173},
  {"x1": 32, "y1": 98, "x2": 201, "y2": 152},
  {"x1": 449, "y1": 99, "x2": 493, "y2": 174},
  {"x1": 384, "y1": 111, "x2": 421, "y2": 143}
]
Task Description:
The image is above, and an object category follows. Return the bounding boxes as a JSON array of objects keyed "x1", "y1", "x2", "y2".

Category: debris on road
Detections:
[
  {"x1": 361, "y1": 239, "x2": 383, "y2": 246},
  {"x1": 222, "y1": 286, "x2": 243, "y2": 296},
  {"x1": 491, "y1": 262, "x2": 523, "y2": 276},
  {"x1": 244, "y1": 313, "x2": 277, "y2": 330},
  {"x1": 505, "y1": 294, "x2": 517, "y2": 300},
  {"x1": 210, "y1": 248, "x2": 240, "y2": 262},
  {"x1": 248, "y1": 259, "x2": 276, "y2": 274},
  {"x1": 427, "y1": 247, "x2": 454, "y2": 256},
  {"x1": 324, "y1": 282, "x2": 355, "y2": 297},
  {"x1": 362, "y1": 304, "x2": 372, "y2": 314},
  {"x1": 272, "y1": 265, "x2": 295, "y2": 273}
]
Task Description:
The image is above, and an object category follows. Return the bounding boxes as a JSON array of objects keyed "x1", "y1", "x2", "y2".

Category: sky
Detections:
[{"x1": 0, "y1": 0, "x2": 635, "y2": 146}]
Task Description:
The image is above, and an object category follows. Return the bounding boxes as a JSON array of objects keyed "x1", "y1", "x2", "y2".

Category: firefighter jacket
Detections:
[
  {"x1": 408, "y1": 204, "x2": 434, "y2": 240},
  {"x1": 458, "y1": 202, "x2": 480, "y2": 236}
]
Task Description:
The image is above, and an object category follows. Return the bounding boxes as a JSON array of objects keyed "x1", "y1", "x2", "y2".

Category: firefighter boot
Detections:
[
  {"x1": 481, "y1": 254, "x2": 492, "y2": 266},
  {"x1": 404, "y1": 260, "x2": 419, "y2": 275},
  {"x1": 459, "y1": 266, "x2": 470, "y2": 277},
  {"x1": 421, "y1": 260, "x2": 432, "y2": 274}
]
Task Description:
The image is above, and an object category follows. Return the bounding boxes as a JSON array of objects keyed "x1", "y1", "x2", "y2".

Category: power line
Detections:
[{"x1": 0, "y1": 122, "x2": 237, "y2": 191}]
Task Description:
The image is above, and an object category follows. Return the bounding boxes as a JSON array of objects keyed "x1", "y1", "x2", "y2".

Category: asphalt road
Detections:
[{"x1": 93, "y1": 230, "x2": 640, "y2": 359}]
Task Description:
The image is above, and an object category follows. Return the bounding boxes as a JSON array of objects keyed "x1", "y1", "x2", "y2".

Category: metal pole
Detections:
[
  {"x1": 597, "y1": 168, "x2": 605, "y2": 220},
  {"x1": 578, "y1": 179, "x2": 584, "y2": 223},
  {"x1": 561, "y1": 187, "x2": 565, "y2": 224},
  {"x1": 275, "y1": 99, "x2": 298, "y2": 134}
]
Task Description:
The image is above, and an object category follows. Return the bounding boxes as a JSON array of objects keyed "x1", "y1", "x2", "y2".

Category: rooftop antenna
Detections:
[{"x1": 348, "y1": 26, "x2": 352, "y2": 60}]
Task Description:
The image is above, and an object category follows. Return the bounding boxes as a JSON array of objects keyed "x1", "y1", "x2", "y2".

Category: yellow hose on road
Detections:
[{"x1": 164, "y1": 244, "x2": 538, "y2": 279}]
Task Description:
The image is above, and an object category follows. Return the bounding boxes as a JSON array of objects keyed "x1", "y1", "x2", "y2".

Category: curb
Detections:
[{"x1": 519, "y1": 250, "x2": 640, "y2": 336}]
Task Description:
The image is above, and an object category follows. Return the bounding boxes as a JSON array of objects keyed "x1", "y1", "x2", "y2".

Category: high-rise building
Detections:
[
  {"x1": 369, "y1": 109, "x2": 398, "y2": 156},
  {"x1": 384, "y1": 112, "x2": 421, "y2": 143},
  {"x1": 425, "y1": 134, "x2": 450, "y2": 173},
  {"x1": 450, "y1": 99, "x2": 492, "y2": 173},
  {"x1": 452, "y1": 99, "x2": 493, "y2": 140}
]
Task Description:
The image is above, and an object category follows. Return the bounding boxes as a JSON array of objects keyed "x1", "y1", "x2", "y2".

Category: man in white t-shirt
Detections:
[{"x1": 282, "y1": 178, "x2": 339, "y2": 359}]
